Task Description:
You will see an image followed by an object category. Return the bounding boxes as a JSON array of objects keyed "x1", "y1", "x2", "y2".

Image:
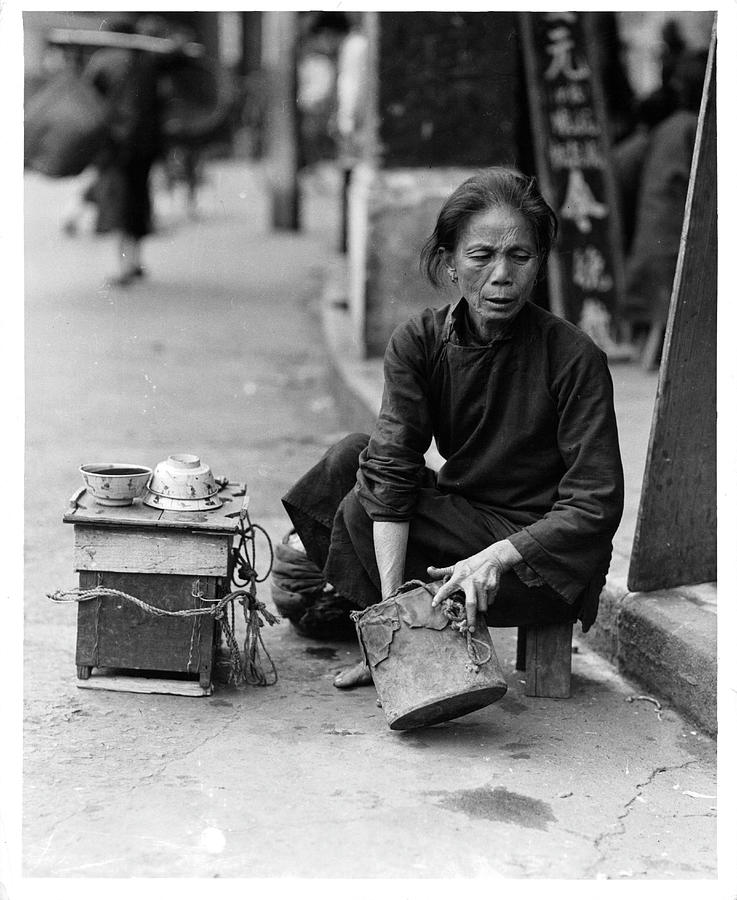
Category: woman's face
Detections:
[{"x1": 442, "y1": 205, "x2": 540, "y2": 338}]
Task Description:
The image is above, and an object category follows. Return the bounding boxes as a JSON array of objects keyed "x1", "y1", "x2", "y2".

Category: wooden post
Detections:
[
  {"x1": 262, "y1": 10, "x2": 300, "y2": 230},
  {"x1": 339, "y1": 166, "x2": 351, "y2": 254},
  {"x1": 515, "y1": 626, "x2": 527, "y2": 671},
  {"x1": 627, "y1": 25, "x2": 717, "y2": 592},
  {"x1": 240, "y1": 12, "x2": 262, "y2": 76},
  {"x1": 524, "y1": 622, "x2": 573, "y2": 699}
]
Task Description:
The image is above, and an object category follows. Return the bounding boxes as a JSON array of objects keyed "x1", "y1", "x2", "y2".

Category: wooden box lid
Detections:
[{"x1": 63, "y1": 482, "x2": 246, "y2": 535}]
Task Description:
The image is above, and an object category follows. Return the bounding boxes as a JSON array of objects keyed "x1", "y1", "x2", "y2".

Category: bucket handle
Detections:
[{"x1": 387, "y1": 579, "x2": 438, "y2": 599}]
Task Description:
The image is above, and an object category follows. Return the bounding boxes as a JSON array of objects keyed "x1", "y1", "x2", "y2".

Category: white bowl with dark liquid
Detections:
[{"x1": 79, "y1": 463, "x2": 152, "y2": 506}]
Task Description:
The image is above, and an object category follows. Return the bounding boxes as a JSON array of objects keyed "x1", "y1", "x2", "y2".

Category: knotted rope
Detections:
[
  {"x1": 436, "y1": 596, "x2": 493, "y2": 672},
  {"x1": 391, "y1": 580, "x2": 493, "y2": 672},
  {"x1": 47, "y1": 584, "x2": 279, "y2": 686},
  {"x1": 229, "y1": 510, "x2": 278, "y2": 685},
  {"x1": 230, "y1": 510, "x2": 274, "y2": 588}
]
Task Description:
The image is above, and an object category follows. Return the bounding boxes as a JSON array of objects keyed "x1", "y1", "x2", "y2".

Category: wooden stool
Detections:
[{"x1": 515, "y1": 622, "x2": 573, "y2": 698}]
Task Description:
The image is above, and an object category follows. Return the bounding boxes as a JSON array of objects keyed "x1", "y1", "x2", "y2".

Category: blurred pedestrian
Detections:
[
  {"x1": 334, "y1": 14, "x2": 368, "y2": 253},
  {"x1": 60, "y1": 169, "x2": 99, "y2": 236},
  {"x1": 83, "y1": 15, "x2": 163, "y2": 285},
  {"x1": 613, "y1": 93, "x2": 675, "y2": 255},
  {"x1": 613, "y1": 18, "x2": 694, "y2": 258},
  {"x1": 297, "y1": 12, "x2": 350, "y2": 168},
  {"x1": 145, "y1": 19, "x2": 206, "y2": 221},
  {"x1": 621, "y1": 48, "x2": 708, "y2": 364}
]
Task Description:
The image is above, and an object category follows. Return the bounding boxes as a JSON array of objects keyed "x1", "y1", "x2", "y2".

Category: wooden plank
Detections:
[
  {"x1": 628, "y1": 25, "x2": 716, "y2": 592},
  {"x1": 519, "y1": 12, "x2": 626, "y2": 331},
  {"x1": 158, "y1": 504, "x2": 242, "y2": 531},
  {"x1": 198, "y1": 578, "x2": 226, "y2": 690},
  {"x1": 515, "y1": 626, "x2": 527, "y2": 671},
  {"x1": 524, "y1": 622, "x2": 572, "y2": 698},
  {"x1": 75, "y1": 571, "x2": 218, "y2": 677},
  {"x1": 263, "y1": 11, "x2": 300, "y2": 229},
  {"x1": 63, "y1": 484, "x2": 245, "y2": 533},
  {"x1": 64, "y1": 494, "x2": 164, "y2": 527},
  {"x1": 47, "y1": 28, "x2": 204, "y2": 58},
  {"x1": 73, "y1": 526, "x2": 231, "y2": 576},
  {"x1": 77, "y1": 675, "x2": 213, "y2": 696}
]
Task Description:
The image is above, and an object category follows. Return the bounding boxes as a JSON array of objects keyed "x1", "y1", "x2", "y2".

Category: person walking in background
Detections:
[
  {"x1": 334, "y1": 14, "x2": 368, "y2": 253},
  {"x1": 620, "y1": 48, "x2": 707, "y2": 367},
  {"x1": 296, "y1": 12, "x2": 349, "y2": 168},
  {"x1": 145, "y1": 18, "x2": 205, "y2": 222},
  {"x1": 83, "y1": 15, "x2": 163, "y2": 285}
]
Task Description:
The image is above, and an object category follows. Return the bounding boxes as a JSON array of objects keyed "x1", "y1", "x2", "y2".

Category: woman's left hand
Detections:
[{"x1": 427, "y1": 539, "x2": 523, "y2": 632}]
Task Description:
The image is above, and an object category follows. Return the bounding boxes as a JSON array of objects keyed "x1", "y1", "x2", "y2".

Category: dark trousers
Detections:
[
  {"x1": 282, "y1": 434, "x2": 580, "y2": 627},
  {"x1": 94, "y1": 156, "x2": 154, "y2": 239}
]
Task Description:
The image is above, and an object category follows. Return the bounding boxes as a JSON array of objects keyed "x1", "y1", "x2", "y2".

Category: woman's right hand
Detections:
[{"x1": 427, "y1": 539, "x2": 523, "y2": 631}]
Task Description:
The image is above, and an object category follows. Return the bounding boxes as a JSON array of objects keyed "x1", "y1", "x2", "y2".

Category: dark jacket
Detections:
[
  {"x1": 356, "y1": 299, "x2": 624, "y2": 624},
  {"x1": 84, "y1": 47, "x2": 162, "y2": 163}
]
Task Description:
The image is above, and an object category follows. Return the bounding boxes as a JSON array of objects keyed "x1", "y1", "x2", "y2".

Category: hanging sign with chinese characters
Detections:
[{"x1": 519, "y1": 12, "x2": 625, "y2": 340}]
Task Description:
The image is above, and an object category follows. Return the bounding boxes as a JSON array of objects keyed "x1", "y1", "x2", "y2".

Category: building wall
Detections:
[
  {"x1": 377, "y1": 12, "x2": 527, "y2": 169},
  {"x1": 353, "y1": 12, "x2": 535, "y2": 356}
]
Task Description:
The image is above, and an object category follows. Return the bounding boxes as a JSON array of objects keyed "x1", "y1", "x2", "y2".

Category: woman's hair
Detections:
[{"x1": 420, "y1": 167, "x2": 558, "y2": 287}]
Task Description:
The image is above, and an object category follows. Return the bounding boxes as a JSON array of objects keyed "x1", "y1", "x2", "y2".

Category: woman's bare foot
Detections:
[{"x1": 333, "y1": 662, "x2": 373, "y2": 689}]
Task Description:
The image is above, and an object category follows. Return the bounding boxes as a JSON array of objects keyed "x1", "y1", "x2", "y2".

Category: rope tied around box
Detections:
[
  {"x1": 48, "y1": 510, "x2": 279, "y2": 686},
  {"x1": 47, "y1": 585, "x2": 279, "y2": 686}
]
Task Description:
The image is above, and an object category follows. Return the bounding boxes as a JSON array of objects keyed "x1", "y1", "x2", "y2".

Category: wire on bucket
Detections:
[
  {"x1": 435, "y1": 596, "x2": 493, "y2": 671},
  {"x1": 387, "y1": 580, "x2": 493, "y2": 671}
]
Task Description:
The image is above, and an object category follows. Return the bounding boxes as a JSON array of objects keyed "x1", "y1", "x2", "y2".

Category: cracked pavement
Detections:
[{"x1": 20, "y1": 162, "x2": 717, "y2": 879}]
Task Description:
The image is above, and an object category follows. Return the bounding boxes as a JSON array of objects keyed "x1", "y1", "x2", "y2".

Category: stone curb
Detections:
[
  {"x1": 584, "y1": 577, "x2": 717, "y2": 736},
  {"x1": 319, "y1": 262, "x2": 717, "y2": 737}
]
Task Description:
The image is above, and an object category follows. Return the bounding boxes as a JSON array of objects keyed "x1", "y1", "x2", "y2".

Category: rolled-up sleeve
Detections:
[
  {"x1": 507, "y1": 343, "x2": 625, "y2": 602},
  {"x1": 355, "y1": 319, "x2": 434, "y2": 521}
]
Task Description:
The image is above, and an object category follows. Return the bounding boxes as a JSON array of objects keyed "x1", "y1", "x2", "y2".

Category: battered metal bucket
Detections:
[{"x1": 352, "y1": 581, "x2": 507, "y2": 731}]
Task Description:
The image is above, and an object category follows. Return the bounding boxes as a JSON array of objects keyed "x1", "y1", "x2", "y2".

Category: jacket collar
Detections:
[{"x1": 443, "y1": 297, "x2": 528, "y2": 344}]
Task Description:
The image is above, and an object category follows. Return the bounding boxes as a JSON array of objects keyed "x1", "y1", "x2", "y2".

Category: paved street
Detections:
[{"x1": 17, "y1": 161, "x2": 717, "y2": 883}]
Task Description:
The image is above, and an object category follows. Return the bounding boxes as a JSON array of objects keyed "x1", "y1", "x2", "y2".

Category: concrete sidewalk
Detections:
[
  {"x1": 19, "y1": 160, "x2": 717, "y2": 883},
  {"x1": 320, "y1": 260, "x2": 717, "y2": 737}
]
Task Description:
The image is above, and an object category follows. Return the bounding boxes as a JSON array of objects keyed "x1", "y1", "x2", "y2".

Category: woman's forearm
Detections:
[{"x1": 373, "y1": 520, "x2": 410, "y2": 600}]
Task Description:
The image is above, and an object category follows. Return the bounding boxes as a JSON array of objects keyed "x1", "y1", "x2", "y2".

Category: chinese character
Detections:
[
  {"x1": 550, "y1": 107, "x2": 599, "y2": 138},
  {"x1": 560, "y1": 169, "x2": 607, "y2": 233},
  {"x1": 545, "y1": 26, "x2": 590, "y2": 81},
  {"x1": 553, "y1": 84, "x2": 586, "y2": 105},
  {"x1": 573, "y1": 246, "x2": 613, "y2": 292}
]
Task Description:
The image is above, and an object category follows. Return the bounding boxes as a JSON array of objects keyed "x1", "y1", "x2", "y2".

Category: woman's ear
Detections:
[{"x1": 440, "y1": 248, "x2": 458, "y2": 283}]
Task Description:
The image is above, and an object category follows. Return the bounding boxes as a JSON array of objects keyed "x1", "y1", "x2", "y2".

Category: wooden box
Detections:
[{"x1": 63, "y1": 484, "x2": 243, "y2": 695}]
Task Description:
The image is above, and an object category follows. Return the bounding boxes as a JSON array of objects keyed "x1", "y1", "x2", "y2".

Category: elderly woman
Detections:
[{"x1": 283, "y1": 167, "x2": 624, "y2": 688}]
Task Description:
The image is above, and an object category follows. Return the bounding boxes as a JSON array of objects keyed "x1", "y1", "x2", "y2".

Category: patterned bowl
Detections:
[
  {"x1": 143, "y1": 454, "x2": 222, "y2": 510},
  {"x1": 79, "y1": 463, "x2": 152, "y2": 506}
]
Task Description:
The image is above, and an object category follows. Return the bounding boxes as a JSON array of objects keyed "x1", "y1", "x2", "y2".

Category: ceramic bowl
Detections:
[
  {"x1": 79, "y1": 463, "x2": 152, "y2": 506},
  {"x1": 145, "y1": 454, "x2": 220, "y2": 504}
]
